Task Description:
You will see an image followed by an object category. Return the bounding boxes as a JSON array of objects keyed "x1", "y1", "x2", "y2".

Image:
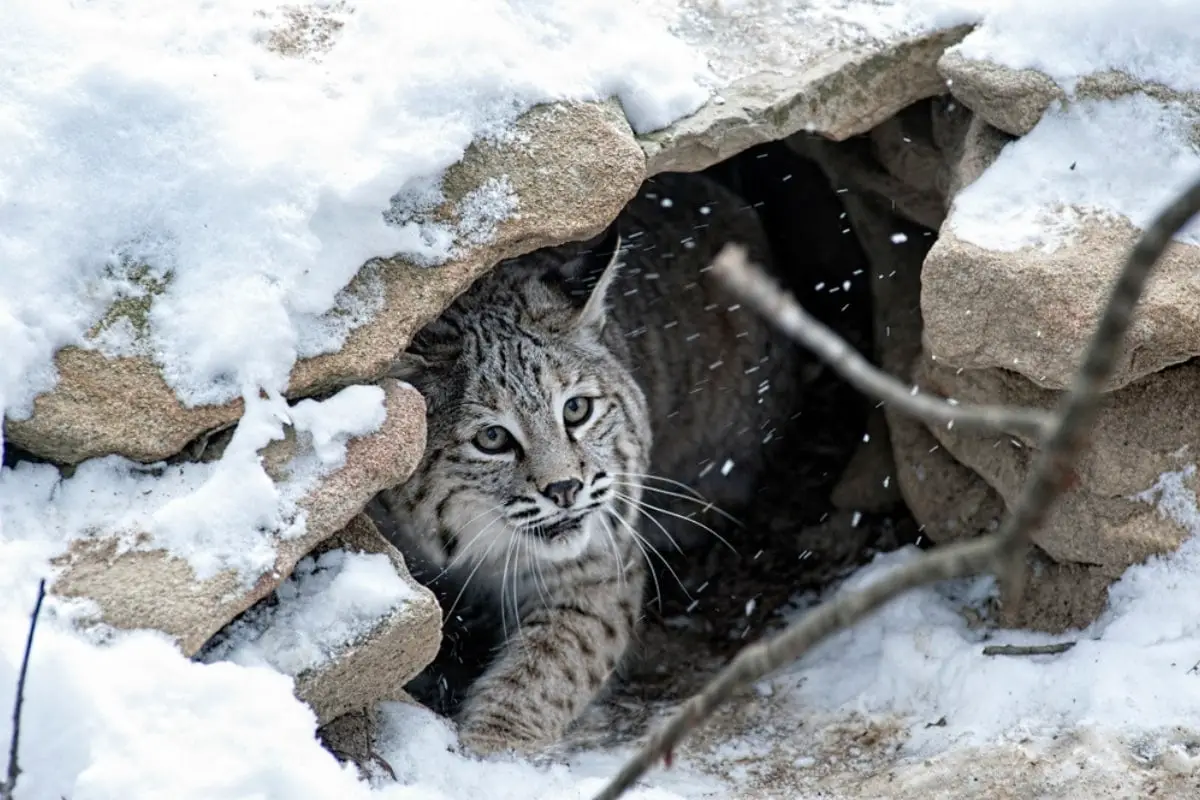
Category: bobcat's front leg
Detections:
[{"x1": 456, "y1": 572, "x2": 643, "y2": 755}]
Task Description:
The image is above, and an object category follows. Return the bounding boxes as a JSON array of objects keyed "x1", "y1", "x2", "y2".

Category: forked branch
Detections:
[{"x1": 592, "y1": 175, "x2": 1200, "y2": 800}]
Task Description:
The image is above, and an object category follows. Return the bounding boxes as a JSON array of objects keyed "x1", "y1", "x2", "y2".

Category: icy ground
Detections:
[{"x1": 3, "y1": 0, "x2": 1200, "y2": 798}]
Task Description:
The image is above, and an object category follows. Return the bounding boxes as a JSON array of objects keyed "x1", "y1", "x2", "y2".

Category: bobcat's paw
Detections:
[
  {"x1": 457, "y1": 723, "x2": 514, "y2": 757},
  {"x1": 456, "y1": 714, "x2": 550, "y2": 757}
]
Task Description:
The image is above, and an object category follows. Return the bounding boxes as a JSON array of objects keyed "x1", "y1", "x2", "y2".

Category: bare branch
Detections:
[
  {"x1": 711, "y1": 245, "x2": 1054, "y2": 441},
  {"x1": 982, "y1": 642, "x2": 1075, "y2": 657},
  {"x1": 1, "y1": 579, "x2": 46, "y2": 800},
  {"x1": 591, "y1": 176, "x2": 1200, "y2": 800}
]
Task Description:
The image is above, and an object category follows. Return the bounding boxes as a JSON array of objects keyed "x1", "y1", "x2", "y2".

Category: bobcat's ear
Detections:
[{"x1": 555, "y1": 223, "x2": 623, "y2": 333}]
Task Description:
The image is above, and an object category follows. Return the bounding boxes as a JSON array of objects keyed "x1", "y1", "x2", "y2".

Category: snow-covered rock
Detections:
[
  {"x1": 4, "y1": 101, "x2": 645, "y2": 465},
  {"x1": 200, "y1": 513, "x2": 441, "y2": 726},
  {"x1": 48, "y1": 380, "x2": 426, "y2": 656}
]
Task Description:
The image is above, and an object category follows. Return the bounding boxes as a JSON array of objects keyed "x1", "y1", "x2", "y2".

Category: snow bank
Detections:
[
  {"x1": 953, "y1": 0, "x2": 1200, "y2": 93},
  {"x1": 0, "y1": 0, "x2": 711, "y2": 417},
  {"x1": 949, "y1": 93, "x2": 1200, "y2": 252},
  {"x1": 3, "y1": 0, "x2": 1200, "y2": 798},
  {"x1": 769, "y1": 464, "x2": 1200, "y2": 762},
  {"x1": 0, "y1": 384, "x2": 385, "y2": 584}
]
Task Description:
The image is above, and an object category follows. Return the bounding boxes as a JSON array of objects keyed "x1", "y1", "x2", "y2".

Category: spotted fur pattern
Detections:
[{"x1": 373, "y1": 171, "x2": 799, "y2": 754}]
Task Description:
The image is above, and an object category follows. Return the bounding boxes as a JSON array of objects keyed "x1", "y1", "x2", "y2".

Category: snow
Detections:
[
  {"x1": 3, "y1": 0, "x2": 1200, "y2": 798},
  {"x1": 751, "y1": 463, "x2": 1200, "y2": 770},
  {"x1": 200, "y1": 548, "x2": 417, "y2": 677},
  {"x1": 952, "y1": 0, "x2": 1200, "y2": 94},
  {"x1": 949, "y1": 93, "x2": 1200, "y2": 252},
  {"x1": 0, "y1": 0, "x2": 712, "y2": 418},
  {"x1": 0, "y1": 384, "x2": 385, "y2": 586}
]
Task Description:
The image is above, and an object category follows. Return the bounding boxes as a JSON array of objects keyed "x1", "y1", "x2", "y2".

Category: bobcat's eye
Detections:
[
  {"x1": 562, "y1": 396, "x2": 593, "y2": 426},
  {"x1": 473, "y1": 425, "x2": 514, "y2": 454}
]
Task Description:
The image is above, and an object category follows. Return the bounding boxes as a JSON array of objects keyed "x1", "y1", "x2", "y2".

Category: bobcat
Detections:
[{"x1": 370, "y1": 171, "x2": 800, "y2": 754}]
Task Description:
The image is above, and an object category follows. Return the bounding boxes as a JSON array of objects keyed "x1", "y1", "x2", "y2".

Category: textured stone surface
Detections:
[
  {"x1": 937, "y1": 51, "x2": 1065, "y2": 136},
  {"x1": 293, "y1": 514, "x2": 441, "y2": 726},
  {"x1": 917, "y1": 358, "x2": 1199, "y2": 570},
  {"x1": 50, "y1": 379, "x2": 426, "y2": 656},
  {"x1": 923, "y1": 218, "x2": 1200, "y2": 392},
  {"x1": 1001, "y1": 551, "x2": 1116, "y2": 634},
  {"x1": 6, "y1": 100, "x2": 645, "y2": 464},
  {"x1": 939, "y1": 49, "x2": 1200, "y2": 137},
  {"x1": 643, "y1": 25, "x2": 972, "y2": 174}
]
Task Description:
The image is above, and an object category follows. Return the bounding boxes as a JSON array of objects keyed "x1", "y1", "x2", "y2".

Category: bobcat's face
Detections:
[{"x1": 389, "y1": 229, "x2": 651, "y2": 574}]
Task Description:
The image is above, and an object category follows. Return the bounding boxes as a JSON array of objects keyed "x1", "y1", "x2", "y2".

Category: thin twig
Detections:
[
  {"x1": 1, "y1": 579, "x2": 47, "y2": 800},
  {"x1": 591, "y1": 175, "x2": 1200, "y2": 800},
  {"x1": 711, "y1": 245, "x2": 1054, "y2": 440},
  {"x1": 982, "y1": 642, "x2": 1075, "y2": 657}
]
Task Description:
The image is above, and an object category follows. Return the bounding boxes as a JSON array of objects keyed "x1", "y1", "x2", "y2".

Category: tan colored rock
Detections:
[
  {"x1": 922, "y1": 218, "x2": 1200, "y2": 392},
  {"x1": 50, "y1": 379, "x2": 426, "y2": 656},
  {"x1": 940, "y1": 113, "x2": 1011, "y2": 202},
  {"x1": 1000, "y1": 550, "x2": 1116, "y2": 634},
  {"x1": 939, "y1": 49, "x2": 1200, "y2": 137},
  {"x1": 643, "y1": 25, "x2": 972, "y2": 174},
  {"x1": 7, "y1": 100, "x2": 645, "y2": 465},
  {"x1": 286, "y1": 514, "x2": 440, "y2": 726},
  {"x1": 937, "y1": 51, "x2": 1065, "y2": 136},
  {"x1": 917, "y1": 357, "x2": 1198, "y2": 570}
]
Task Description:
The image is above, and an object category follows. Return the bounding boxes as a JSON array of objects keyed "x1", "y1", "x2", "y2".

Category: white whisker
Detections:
[
  {"x1": 614, "y1": 490, "x2": 740, "y2": 555},
  {"x1": 443, "y1": 520, "x2": 509, "y2": 621},
  {"x1": 611, "y1": 490, "x2": 687, "y2": 554},
  {"x1": 433, "y1": 505, "x2": 507, "y2": 581},
  {"x1": 607, "y1": 506, "x2": 692, "y2": 604},
  {"x1": 597, "y1": 513, "x2": 627, "y2": 596},
  {"x1": 610, "y1": 471, "x2": 707, "y2": 501},
  {"x1": 610, "y1": 480, "x2": 744, "y2": 528},
  {"x1": 499, "y1": 524, "x2": 519, "y2": 642}
]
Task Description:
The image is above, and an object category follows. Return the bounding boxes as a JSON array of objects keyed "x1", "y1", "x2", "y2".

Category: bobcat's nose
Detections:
[{"x1": 541, "y1": 478, "x2": 583, "y2": 509}]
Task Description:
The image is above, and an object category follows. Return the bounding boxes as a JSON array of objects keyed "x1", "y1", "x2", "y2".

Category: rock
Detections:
[
  {"x1": 1000, "y1": 550, "x2": 1116, "y2": 634},
  {"x1": 940, "y1": 113, "x2": 1012, "y2": 202},
  {"x1": 206, "y1": 513, "x2": 441, "y2": 727},
  {"x1": 6, "y1": 101, "x2": 645, "y2": 465},
  {"x1": 937, "y1": 51, "x2": 1066, "y2": 136},
  {"x1": 829, "y1": 408, "x2": 903, "y2": 514},
  {"x1": 317, "y1": 706, "x2": 401, "y2": 780},
  {"x1": 939, "y1": 48, "x2": 1200, "y2": 137},
  {"x1": 643, "y1": 25, "x2": 973, "y2": 174},
  {"x1": 50, "y1": 379, "x2": 426, "y2": 657},
  {"x1": 922, "y1": 218, "x2": 1200, "y2": 393},
  {"x1": 917, "y1": 357, "x2": 1199, "y2": 570}
]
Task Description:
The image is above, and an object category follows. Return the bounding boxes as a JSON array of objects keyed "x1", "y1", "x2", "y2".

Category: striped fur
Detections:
[{"x1": 374, "y1": 171, "x2": 799, "y2": 754}]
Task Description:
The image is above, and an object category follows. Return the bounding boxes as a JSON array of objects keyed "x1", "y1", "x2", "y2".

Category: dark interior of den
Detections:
[{"x1": 401, "y1": 98, "x2": 950, "y2": 749}]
